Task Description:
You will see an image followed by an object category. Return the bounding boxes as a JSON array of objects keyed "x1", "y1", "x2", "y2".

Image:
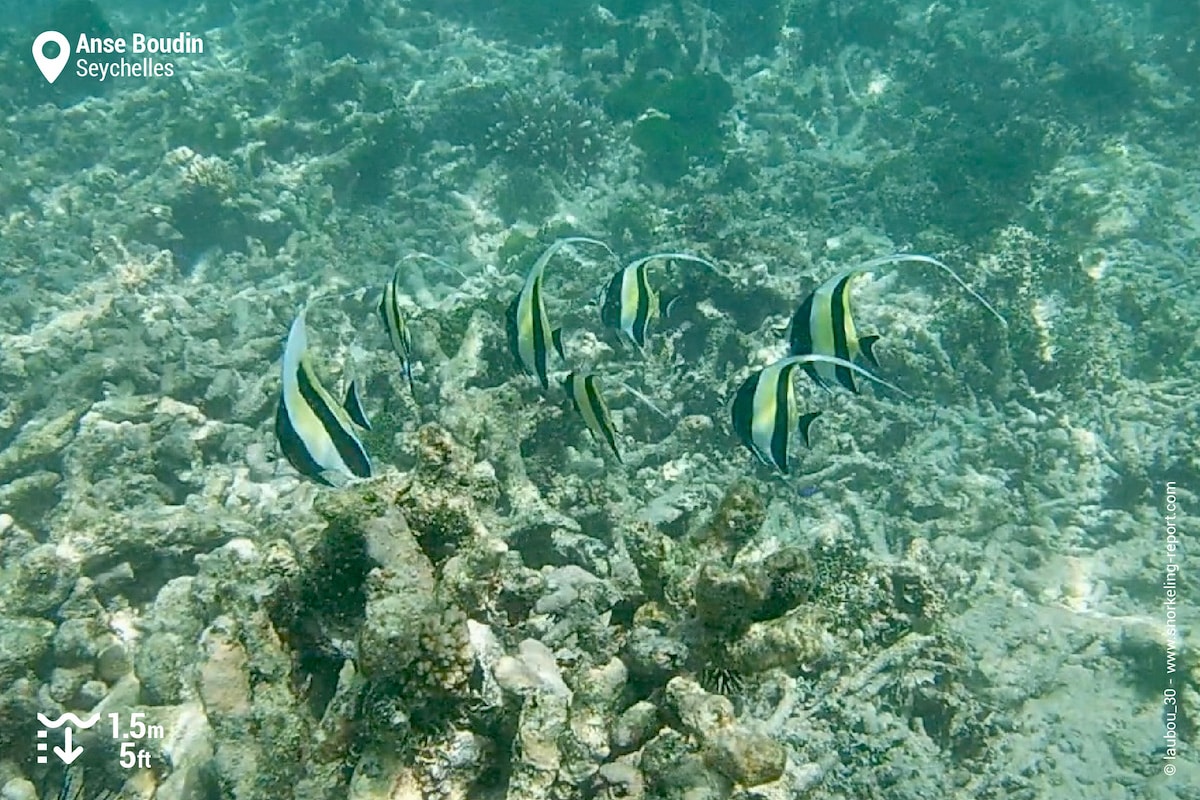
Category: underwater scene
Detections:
[{"x1": 0, "y1": 0, "x2": 1196, "y2": 797}]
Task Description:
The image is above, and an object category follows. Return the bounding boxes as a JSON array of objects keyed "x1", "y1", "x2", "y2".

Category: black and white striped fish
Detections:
[
  {"x1": 788, "y1": 254, "x2": 1007, "y2": 392},
  {"x1": 730, "y1": 354, "x2": 909, "y2": 473},
  {"x1": 564, "y1": 371, "x2": 622, "y2": 462},
  {"x1": 274, "y1": 307, "x2": 372, "y2": 486},
  {"x1": 599, "y1": 252, "x2": 715, "y2": 349},
  {"x1": 507, "y1": 237, "x2": 612, "y2": 389},
  {"x1": 378, "y1": 267, "x2": 415, "y2": 394}
]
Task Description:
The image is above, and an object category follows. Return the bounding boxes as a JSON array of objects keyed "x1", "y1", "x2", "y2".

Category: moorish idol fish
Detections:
[
  {"x1": 274, "y1": 307, "x2": 373, "y2": 486},
  {"x1": 379, "y1": 266, "x2": 416, "y2": 395},
  {"x1": 564, "y1": 371, "x2": 622, "y2": 462},
  {"x1": 787, "y1": 254, "x2": 1008, "y2": 392},
  {"x1": 730, "y1": 354, "x2": 910, "y2": 474},
  {"x1": 599, "y1": 253, "x2": 715, "y2": 349},
  {"x1": 507, "y1": 236, "x2": 614, "y2": 389}
]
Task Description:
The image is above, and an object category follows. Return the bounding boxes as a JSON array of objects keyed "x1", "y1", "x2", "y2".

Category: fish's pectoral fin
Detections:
[
  {"x1": 342, "y1": 380, "x2": 372, "y2": 430},
  {"x1": 797, "y1": 411, "x2": 822, "y2": 448},
  {"x1": 551, "y1": 327, "x2": 566, "y2": 361},
  {"x1": 859, "y1": 334, "x2": 882, "y2": 369},
  {"x1": 659, "y1": 292, "x2": 682, "y2": 318}
]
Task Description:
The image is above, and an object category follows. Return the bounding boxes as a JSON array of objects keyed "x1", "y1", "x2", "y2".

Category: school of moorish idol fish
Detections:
[{"x1": 273, "y1": 238, "x2": 1009, "y2": 486}]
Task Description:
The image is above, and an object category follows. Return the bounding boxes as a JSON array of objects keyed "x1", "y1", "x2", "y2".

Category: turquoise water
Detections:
[{"x1": 0, "y1": 1, "x2": 1195, "y2": 798}]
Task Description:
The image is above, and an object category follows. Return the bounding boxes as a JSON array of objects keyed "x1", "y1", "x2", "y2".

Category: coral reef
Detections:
[{"x1": 0, "y1": 0, "x2": 1196, "y2": 797}]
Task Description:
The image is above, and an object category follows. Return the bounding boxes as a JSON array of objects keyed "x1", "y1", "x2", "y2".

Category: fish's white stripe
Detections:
[
  {"x1": 620, "y1": 267, "x2": 639, "y2": 341},
  {"x1": 751, "y1": 365, "x2": 780, "y2": 466}
]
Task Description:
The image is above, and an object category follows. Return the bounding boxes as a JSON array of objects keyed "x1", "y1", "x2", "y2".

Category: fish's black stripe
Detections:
[
  {"x1": 530, "y1": 276, "x2": 549, "y2": 388},
  {"x1": 600, "y1": 270, "x2": 623, "y2": 330},
  {"x1": 829, "y1": 276, "x2": 857, "y2": 392},
  {"x1": 383, "y1": 281, "x2": 412, "y2": 359},
  {"x1": 381, "y1": 283, "x2": 396, "y2": 343},
  {"x1": 633, "y1": 264, "x2": 652, "y2": 347},
  {"x1": 295, "y1": 360, "x2": 372, "y2": 478},
  {"x1": 789, "y1": 292, "x2": 822, "y2": 387},
  {"x1": 770, "y1": 363, "x2": 794, "y2": 473},
  {"x1": 505, "y1": 294, "x2": 523, "y2": 368},
  {"x1": 275, "y1": 397, "x2": 334, "y2": 486},
  {"x1": 584, "y1": 375, "x2": 621, "y2": 460},
  {"x1": 384, "y1": 293, "x2": 400, "y2": 351},
  {"x1": 343, "y1": 381, "x2": 371, "y2": 430},
  {"x1": 731, "y1": 370, "x2": 760, "y2": 454}
]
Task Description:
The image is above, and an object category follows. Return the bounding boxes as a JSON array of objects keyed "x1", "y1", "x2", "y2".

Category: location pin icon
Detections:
[{"x1": 32, "y1": 31, "x2": 70, "y2": 84}]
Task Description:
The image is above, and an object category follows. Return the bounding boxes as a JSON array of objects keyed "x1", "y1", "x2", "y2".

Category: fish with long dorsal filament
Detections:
[
  {"x1": 599, "y1": 252, "x2": 717, "y2": 349},
  {"x1": 730, "y1": 354, "x2": 911, "y2": 474},
  {"x1": 506, "y1": 236, "x2": 615, "y2": 389},
  {"x1": 378, "y1": 265, "x2": 416, "y2": 396},
  {"x1": 787, "y1": 254, "x2": 1008, "y2": 392},
  {"x1": 274, "y1": 305, "x2": 372, "y2": 486}
]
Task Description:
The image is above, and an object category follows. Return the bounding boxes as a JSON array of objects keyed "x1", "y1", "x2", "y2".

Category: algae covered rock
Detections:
[
  {"x1": 666, "y1": 676, "x2": 736, "y2": 737},
  {"x1": 593, "y1": 760, "x2": 646, "y2": 800},
  {"x1": 9, "y1": 542, "x2": 76, "y2": 616},
  {"x1": 693, "y1": 562, "x2": 770, "y2": 638},
  {"x1": 299, "y1": 477, "x2": 471, "y2": 694},
  {"x1": 0, "y1": 617, "x2": 54, "y2": 685},
  {"x1": 358, "y1": 510, "x2": 438, "y2": 680},
  {"x1": 706, "y1": 727, "x2": 786, "y2": 787},
  {"x1": 611, "y1": 700, "x2": 660, "y2": 753}
]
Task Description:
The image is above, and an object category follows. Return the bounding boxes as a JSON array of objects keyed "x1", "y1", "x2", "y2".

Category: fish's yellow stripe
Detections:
[
  {"x1": 751, "y1": 364, "x2": 780, "y2": 465},
  {"x1": 810, "y1": 281, "x2": 839, "y2": 386},
  {"x1": 517, "y1": 281, "x2": 537, "y2": 371},
  {"x1": 620, "y1": 267, "x2": 639, "y2": 340},
  {"x1": 577, "y1": 382, "x2": 605, "y2": 437},
  {"x1": 840, "y1": 279, "x2": 863, "y2": 362}
]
